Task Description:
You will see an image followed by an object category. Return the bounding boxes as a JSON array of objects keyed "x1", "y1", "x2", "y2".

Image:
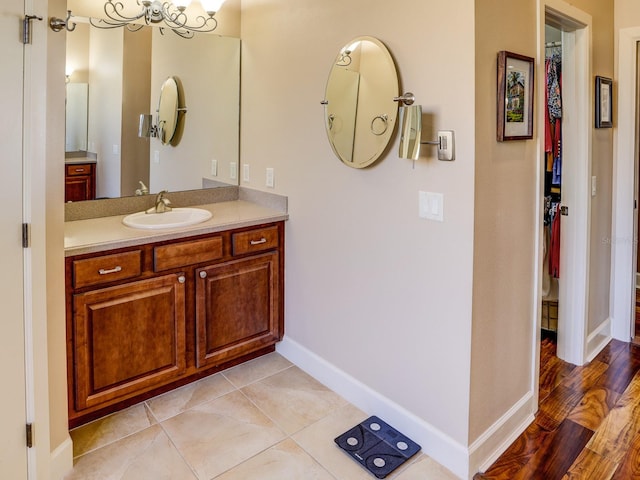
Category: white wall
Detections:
[{"x1": 241, "y1": 0, "x2": 476, "y2": 473}]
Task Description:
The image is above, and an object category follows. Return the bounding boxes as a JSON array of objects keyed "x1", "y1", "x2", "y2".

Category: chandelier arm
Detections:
[{"x1": 103, "y1": 0, "x2": 147, "y2": 23}]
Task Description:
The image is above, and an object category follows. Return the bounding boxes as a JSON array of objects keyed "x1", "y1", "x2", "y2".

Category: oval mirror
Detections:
[
  {"x1": 323, "y1": 36, "x2": 399, "y2": 168},
  {"x1": 157, "y1": 76, "x2": 181, "y2": 145}
]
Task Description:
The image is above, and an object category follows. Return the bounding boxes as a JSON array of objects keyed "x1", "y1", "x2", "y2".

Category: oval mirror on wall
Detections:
[
  {"x1": 157, "y1": 76, "x2": 181, "y2": 145},
  {"x1": 323, "y1": 36, "x2": 399, "y2": 168}
]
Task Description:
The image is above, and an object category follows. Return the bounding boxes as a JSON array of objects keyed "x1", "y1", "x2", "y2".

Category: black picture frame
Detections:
[
  {"x1": 595, "y1": 76, "x2": 613, "y2": 128},
  {"x1": 497, "y1": 51, "x2": 535, "y2": 141}
]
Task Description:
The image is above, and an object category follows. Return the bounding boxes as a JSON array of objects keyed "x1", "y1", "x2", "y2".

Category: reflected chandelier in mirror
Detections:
[{"x1": 322, "y1": 36, "x2": 399, "y2": 169}]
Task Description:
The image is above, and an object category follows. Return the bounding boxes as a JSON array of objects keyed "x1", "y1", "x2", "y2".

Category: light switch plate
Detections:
[
  {"x1": 230, "y1": 162, "x2": 237, "y2": 179},
  {"x1": 437, "y1": 131, "x2": 454, "y2": 161},
  {"x1": 266, "y1": 168, "x2": 274, "y2": 188},
  {"x1": 419, "y1": 191, "x2": 444, "y2": 222},
  {"x1": 211, "y1": 159, "x2": 218, "y2": 176},
  {"x1": 243, "y1": 164, "x2": 250, "y2": 182},
  {"x1": 591, "y1": 176, "x2": 597, "y2": 196}
]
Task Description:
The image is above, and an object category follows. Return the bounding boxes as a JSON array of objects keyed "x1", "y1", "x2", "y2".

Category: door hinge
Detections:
[
  {"x1": 26, "y1": 423, "x2": 33, "y2": 448},
  {"x1": 23, "y1": 15, "x2": 43, "y2": 45},
  {"x1": 22, "y1": 223, "x2": 31, "y2": 248}
]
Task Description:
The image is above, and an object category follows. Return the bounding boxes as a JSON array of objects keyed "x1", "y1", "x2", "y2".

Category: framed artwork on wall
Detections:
[
  {"x1": 497, "y1": 51, "x2": 535, "y2": 141},
  {"x1": 595, "y1": 76, "x2": 613, "y2": 128}
]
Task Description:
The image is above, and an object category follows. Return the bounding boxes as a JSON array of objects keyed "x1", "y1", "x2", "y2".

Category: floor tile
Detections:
[
  {"x1": 161, "y1": 389, "x2": 285, "y2": 479},
  {"x1": 65, "y1": 425, "x2": 196, "y2": 480},
  {"x1": 222, "y1": 352, "x2": 293, "y2": 388},
  {"x1": 241, "y1": 365, "x2": 348, "y2": 435},
  {"x1": 293, "y1": 403, "x2": 372, "y2": 479},
  {"x1": 70, "y1": 402, "x2": 156, "y2": 458},
  {"x1": 215, "y1": 438, "x2": 334, "y2": 480},
  {"x1": 146, "y1": 372, "x2": 235, "y2": 421},
  {"x1": 392, "y1": 454, "x2": 459, "y2": 480}
]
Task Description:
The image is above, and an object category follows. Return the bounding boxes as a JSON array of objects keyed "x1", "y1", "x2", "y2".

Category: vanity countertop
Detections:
[
  {"x1": 65, "y1": 200, "x2": 288, "y2": 256},
  {"x1": 65, "y1": 157, "x2": 97, "y2": 165}
]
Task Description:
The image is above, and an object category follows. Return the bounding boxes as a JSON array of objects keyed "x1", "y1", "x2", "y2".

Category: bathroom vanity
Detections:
[
  {"x1": 64, "y1": 199, "x2": 286, "y2": 427},
  {"x1": 64, "y1": 158, "x2": 96, "y2": 202}
]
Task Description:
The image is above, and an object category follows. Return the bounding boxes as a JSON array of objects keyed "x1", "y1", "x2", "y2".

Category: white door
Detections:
[{"x1": 0, "y1": 1, "x2": 29, "y2": 478}]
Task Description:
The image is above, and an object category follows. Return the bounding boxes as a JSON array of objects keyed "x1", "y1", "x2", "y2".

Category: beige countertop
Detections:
[
  {"x1": 65, "y1": 157, "x2": 97, "y2": 165},
  {"x1": 65, "y1": 200, "x2": 288, "y2": 257}
]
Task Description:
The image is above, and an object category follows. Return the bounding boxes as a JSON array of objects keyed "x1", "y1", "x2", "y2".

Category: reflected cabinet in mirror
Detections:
[
  {"x1": 65, "y1": 20, "x2": 240, "y2": 199},
  {"x1": 323, "y1": 36, "x2": 399, "y2": 168}
]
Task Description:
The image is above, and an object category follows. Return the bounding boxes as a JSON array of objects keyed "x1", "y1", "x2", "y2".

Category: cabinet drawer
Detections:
[
  {"x1": 232, "y1": 226, "x2": 279, "y2": 256},
  {"x1": 154, "y1": 236, "x2": 223, "y2": 272},
  {"x1": 66, "y1": 164, "x2": 93, "y2": 176},
  {"x1": 73, "y1": 251, "x2": 142, "y2": 289}
]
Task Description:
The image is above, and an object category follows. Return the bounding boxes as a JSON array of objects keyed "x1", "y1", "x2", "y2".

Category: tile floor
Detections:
[{"x1": 64, "y1": 352, "x2": 458, "y2": 480}]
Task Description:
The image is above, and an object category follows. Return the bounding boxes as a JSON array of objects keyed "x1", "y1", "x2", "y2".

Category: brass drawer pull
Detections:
[
  {"x1": 75, "y1": 168, "x2": 85, "y2": 172},
  {"x1": 250, "y1": 238, "x2": 267, "y2": 246},
  {"x1": 98, "y1": 266, "x2": 123, "y2": 275}
]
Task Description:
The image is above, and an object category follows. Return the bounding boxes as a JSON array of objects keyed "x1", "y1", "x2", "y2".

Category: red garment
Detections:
[{"x1": 549, "y1": 210, "x2": 561, "y2": 278}]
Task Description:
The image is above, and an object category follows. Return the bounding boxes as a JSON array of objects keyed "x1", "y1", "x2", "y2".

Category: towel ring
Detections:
[{"x1": 371, "y1": 114, "x2": 389, "y2": 136}]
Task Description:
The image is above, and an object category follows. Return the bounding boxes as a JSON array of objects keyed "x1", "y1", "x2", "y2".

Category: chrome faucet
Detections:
[{"x1": 146, "y1": 190, "x2": 172, "y2": 214}]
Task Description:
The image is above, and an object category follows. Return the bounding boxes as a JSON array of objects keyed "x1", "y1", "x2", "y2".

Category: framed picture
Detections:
[
  {"x1": 595, "y1": 76, "x2": 613, "y2": 128},
  {"x1": 497, "y1": 51, "x2": 535, "y2": 141}
]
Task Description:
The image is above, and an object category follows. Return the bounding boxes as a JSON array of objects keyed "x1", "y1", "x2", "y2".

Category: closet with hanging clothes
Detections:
[{"x1": 541, "y1": 37, "x2": 562, "y2": 339}]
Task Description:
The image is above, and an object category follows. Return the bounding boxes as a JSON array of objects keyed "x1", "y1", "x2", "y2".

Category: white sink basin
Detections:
[{"x1": 122, "y1": 208, "x2": 212, "y2": 230}]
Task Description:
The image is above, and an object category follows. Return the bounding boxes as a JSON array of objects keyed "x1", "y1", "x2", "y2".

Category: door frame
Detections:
[
  {"x1": 612, "y1": 28, "x2": 640, "y2": 342},
  {"x1": 535, "y1": 0, "x2": 593, "y2": 369}
]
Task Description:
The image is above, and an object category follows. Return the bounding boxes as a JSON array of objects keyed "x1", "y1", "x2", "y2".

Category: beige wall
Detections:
[
  {"x1": 470, "y1": 0, "x2": 615, "y2": 444},
  {"x1": 121, "y1": 28, "x2": 152, "y2": 196},
  {"x1": 241, "y1": 0, "x2": 477, "y2": 446},
  {"x1": 470, "y1": 0, "x2": 538, "y2": 443},
  {"x1": 579, "y1": 0, "x2": 614, "y2": 336}
]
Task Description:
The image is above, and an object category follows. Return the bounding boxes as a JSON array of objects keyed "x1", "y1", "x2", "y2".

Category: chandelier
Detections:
[{"x1": 90, "y1": 0, "x2": 226, "y2": 38}]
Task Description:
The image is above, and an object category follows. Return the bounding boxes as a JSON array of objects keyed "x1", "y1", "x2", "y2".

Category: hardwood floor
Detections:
[{"x1": 476, "y1": 338, "x2": 640, "y2": 479}]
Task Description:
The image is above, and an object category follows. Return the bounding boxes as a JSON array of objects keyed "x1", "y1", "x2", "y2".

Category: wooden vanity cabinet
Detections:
[
  {"x1": 65, "y1": 163, "x2": 96, "y2": 202},
  {"x1": 66, "y1": 221, "x2": 284, "y2": 427},
  {"x1": 73, "y1": 274, "x2": 187, "y2": 411}
]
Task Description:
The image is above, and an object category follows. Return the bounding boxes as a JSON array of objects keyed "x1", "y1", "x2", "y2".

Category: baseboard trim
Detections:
[
  {"x1": 586, "y1": 317, "x2": 612, "y2": 363},
  {"x1": 469, "y1": 392, "x2": 535, "y2": 474},
  {"x1": 49, "y1": 435, "x2": 73, "y2": 480},
  {"x1": 276, "y1": 336, "x2": 470, "y2": 479}
]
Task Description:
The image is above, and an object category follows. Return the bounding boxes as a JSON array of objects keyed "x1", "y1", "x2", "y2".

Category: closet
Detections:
[{"x1": 541, "y1": 26, "x2": 562, "y2": 340}]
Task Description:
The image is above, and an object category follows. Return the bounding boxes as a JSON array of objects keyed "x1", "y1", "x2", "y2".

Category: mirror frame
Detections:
[{"x1": 323, "y1": 36, "x2": 399, "y2": 168}]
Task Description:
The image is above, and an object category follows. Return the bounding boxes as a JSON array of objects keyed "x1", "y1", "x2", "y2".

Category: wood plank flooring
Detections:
[{"x1": 476, "y1": 338, "x2": 640, "y2": 480}]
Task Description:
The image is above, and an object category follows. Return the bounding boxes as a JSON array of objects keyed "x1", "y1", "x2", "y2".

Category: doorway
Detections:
[{"x1": 537, "y1": 2, "x2": 592, "y2": 368}]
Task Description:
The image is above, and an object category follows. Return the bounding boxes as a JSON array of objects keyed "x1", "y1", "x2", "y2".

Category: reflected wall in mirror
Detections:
[
  {"x1": 323, "y1": 36, "x2": 399, "y2": 168},
  {"x1": 65, "y1": 83, "x2": 88, "y2": 151},
  {"x1": 65, "y1": 20, "x2": 240, "y2": 199}
]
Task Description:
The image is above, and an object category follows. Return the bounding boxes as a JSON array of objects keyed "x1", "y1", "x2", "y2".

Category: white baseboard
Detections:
[
  {"x1": 469, "y1": 392, "x2": 535, "y2": 474},
  {"x1": 49, "y1": 436, "x2": 73, "y2": 480},
  {"x1": 586, "y1": 317, "x2": 612, "y2": 363},
  {"x1": 277, "y1": 336, "x2": 470, "y2": 479}
]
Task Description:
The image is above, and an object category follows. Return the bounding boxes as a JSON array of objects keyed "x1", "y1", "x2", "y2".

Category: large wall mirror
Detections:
[
  {"x1": 65, "y1": 13, "x2": 240, "y2": 200},
  {"x1": 323, "y1": 36, "x2": 399, "y2": 168}
]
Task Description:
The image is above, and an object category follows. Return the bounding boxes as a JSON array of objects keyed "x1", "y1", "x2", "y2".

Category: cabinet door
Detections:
[
  {"x1": 196, "y1": 252, "x2": 280, "y2": 368},
  {"x1": 73, "y1": 274, "x2": 186, "y2": 410}
]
